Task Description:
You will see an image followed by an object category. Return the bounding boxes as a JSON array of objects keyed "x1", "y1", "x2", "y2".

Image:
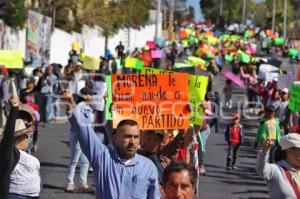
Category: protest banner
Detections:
[
  {"x1": 83, "y1": 55, "x2": 100, "y2": 70},
  {"x1": 0, "y1": 50, "x2": 24, "y2": 69},
  {"x1": 289, "y1": 83, "x2": 300, "y2": 112},
  {"x1": 111, "y1": 74, "x2": 190, "y2": 130},
  {"x1": 278, "y1": 74, "x2": 296, "y2": 90},
  {"x1": 189, "y1": 75, "x2": 209, "y2": 125},
  {"x1": 25, "y1": 10, "x2": 52, "y2": 67},
  {"x1": 105, "y1": 76, "x2": 113, "y2": 120}
]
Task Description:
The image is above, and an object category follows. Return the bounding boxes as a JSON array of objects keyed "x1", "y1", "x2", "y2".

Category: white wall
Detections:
[{"x1": 1, "y1": 14, "x2": 162, "y2": 66}]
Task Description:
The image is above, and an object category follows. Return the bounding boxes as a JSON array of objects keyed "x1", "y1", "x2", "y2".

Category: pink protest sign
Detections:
[{"x1": 151, "y1": 50, "x2": 162, "y2": 58}]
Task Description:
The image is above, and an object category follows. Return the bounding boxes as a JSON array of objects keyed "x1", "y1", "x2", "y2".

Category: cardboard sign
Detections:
[
  {"x1": 105, "y1": 76, "x2": 113, "y2": 120},
  {"x1": 111, "y1": 74, "x2": 190, "y2": 130},
  {"x1": 0, "y1": 50, "x2": 24, "y2": 69},
  {"x1": 83, "y1": 55, "x2": 100, "y2": 70},
  {"x1": 189, "y1": 75, "x2": 209, "y2": 125},
  {"x1": 278, "y1": 74, "x2": 296, "y2": 90},
  {"x1": 289, "y1": 83, "x2": 300, "y2": 112}
]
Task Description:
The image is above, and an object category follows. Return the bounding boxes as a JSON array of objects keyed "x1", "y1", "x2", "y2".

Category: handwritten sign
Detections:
[
  {"x1": 111, "y1": 74, "x2": 190, "y2": 130},
  {"x1": 141, "y1": 69, "x2": 208, "y2": 125},
  {"x1": 0, "y1": 50, "x2": 24, "y2": 69},
  {"x1": 189, "y1": 75, "x2": 209, "y2": 125},
  {"x1": 289, "y1": 83, "x2": 300, "y2": 112}
]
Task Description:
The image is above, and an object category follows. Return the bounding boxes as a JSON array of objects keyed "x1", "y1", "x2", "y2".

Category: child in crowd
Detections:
[
  {"x1": 223, "y1": 79, "x2": 233, "y2": 108},
  {"x1": 225, "y1": 113, "x2": 243, "y2": 170}
]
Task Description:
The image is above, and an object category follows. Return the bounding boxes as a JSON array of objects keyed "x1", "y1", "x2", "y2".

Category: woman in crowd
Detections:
[{"x1": 0, "y1": 98, "x2": 41, "y2": 199}]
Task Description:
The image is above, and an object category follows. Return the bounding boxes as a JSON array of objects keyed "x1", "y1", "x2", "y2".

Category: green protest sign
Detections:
[
  {"x1": 115, "y1": 59, "x2": 123, "y2": 70},
  {"x1": 105, "y1": 76, "x2": 113, "y2": 120},
  {"x1": 289, "y1": 84, "x2": 300, "y2": 112}
]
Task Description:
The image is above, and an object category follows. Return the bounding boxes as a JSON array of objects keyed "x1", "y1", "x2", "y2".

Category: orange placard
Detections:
[{"x1": 111, "y1": 74, "x2": 190, "y2": 130}]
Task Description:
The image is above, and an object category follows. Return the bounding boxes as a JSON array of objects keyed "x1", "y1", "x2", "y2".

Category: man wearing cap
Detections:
[
  {"x1": 256, "y1": 134, "x2": 300, "y2": 199},
  {"x1": 68, "y1": 87, "x2": 160, "y2": 199}
]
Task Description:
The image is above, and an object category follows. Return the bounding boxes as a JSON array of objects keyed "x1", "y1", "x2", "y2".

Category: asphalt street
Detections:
[{"x1": 35, "y1": 65, "x2": 269, "y2": 199}]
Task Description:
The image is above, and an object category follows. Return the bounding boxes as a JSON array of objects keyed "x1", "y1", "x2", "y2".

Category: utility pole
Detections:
[
  {"x1": 272, "y1": 0, "x2": 276, "y2": 32},
  {"x1": 283, "y1": 0, "x2": 287, "y2": 38},
  {"x1": 242, "y1": 0, "x2": 246, "y2": 25},
  {"x1": 168, "y1": 0, "x2": 175, "y2": 41},
  {"x1": 155, "y1": 0, "x2": 161, "y2": 39},
  {"x1": 220, "y1": 0, "x2": 223, "y2": 16}
]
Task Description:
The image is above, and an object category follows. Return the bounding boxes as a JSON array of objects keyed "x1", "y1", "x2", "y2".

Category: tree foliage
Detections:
[
  {"x1": 1, "y1": 0, "x2": 27, "y2": 29},
  {"x1": 200, "y1": 0, "x2": 296, "y2": 34}
]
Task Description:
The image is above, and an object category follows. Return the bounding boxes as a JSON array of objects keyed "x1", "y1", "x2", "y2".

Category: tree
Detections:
[{"x1": 1, "y1": 0, "x2": 26, "y2": 29}]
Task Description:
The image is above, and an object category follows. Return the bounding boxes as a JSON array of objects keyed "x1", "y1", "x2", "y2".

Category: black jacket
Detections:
[{"x1": 0, "y1": 107, "x2": 20, "y2": 198}]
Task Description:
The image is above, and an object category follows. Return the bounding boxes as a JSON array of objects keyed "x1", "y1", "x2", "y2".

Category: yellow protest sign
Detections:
[
  {"x1": 83, "y1": 55, "x2": 100, "y2": 70},
  {"x1": 0, "y1": 50, "x2": 24, "y2": 69},
  {"x1": 188, "y1": 56, "x2": 206, "y2": 67},
  {"x1": 189, "y1": 75, "x2": 209, "y2": 125}
]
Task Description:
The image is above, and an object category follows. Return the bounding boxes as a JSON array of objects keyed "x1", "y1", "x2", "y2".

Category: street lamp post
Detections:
[
  {"x1": 155, "y1": 0, "x2": 161, "y2": 39},
  {"x1": 220, "y1": 0, "x2": 223, "y2": 16},
  {"x1": 242, "y1": 0, "x2": 246, "y2": 25},
  {"x1": 283, "y1": 0, "x2": 287, "y2": 38},
  {"x1": 272, "y1": 0, "x2": 276, "y2": 32}
]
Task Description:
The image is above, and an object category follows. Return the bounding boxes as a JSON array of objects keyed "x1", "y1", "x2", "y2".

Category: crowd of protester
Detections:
[{"x1": 0, "y1": 21, "x2": 300, "y2": 199}]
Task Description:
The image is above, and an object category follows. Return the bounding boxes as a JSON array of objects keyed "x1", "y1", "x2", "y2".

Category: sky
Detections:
[
  {"x1": 187, "y1": 0, "x2": 204, "y2": 21},
  {"x1": 187, "y1": 0, "x2": 265, "y2": 21}
]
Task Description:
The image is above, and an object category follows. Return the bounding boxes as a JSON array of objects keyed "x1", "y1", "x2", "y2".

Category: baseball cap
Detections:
[
  {"x1": 279, "y1": 133, "x2": 300, "y2": 150},
  {"x1": 80, "y1": 87, "x2": 97, "y2": 96},
  {"x1": 281, "y1": 88, "x2": 289, "y2": 94}
]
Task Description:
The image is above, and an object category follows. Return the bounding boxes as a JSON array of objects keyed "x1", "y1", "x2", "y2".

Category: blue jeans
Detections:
[
  {"x1": 42, "y1": 94, "x2": 52, "y2": 122},
  {"x1": 67, "y1": 132, "x2": 89, "y2": 184},
  {"x1": 52, "y1": 97, "x2": 61, "y2": 118},
  {"x1": 6, "y1": 193, "x2": 39, "y2": 199}
]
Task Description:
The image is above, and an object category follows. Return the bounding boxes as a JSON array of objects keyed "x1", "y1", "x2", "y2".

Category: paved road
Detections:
[{"x1": 35, "y1": 65, "x2": 269, "y2": 199}]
